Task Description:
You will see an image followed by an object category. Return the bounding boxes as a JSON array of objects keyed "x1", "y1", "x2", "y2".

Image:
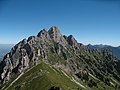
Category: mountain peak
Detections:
[
  {"x1": 48, "y1": 26, "x2": 68, "y2": 46},
  {"x1": 37, "y1": 29, "x2": 47, "y2": 37},
  {"x1": 48, "y1": 26, "x2": 61, "y2": 41},
  {"x1": 67, "y1": 35, "x2": 78, "y2": 48},
  {"x1": 49, "y1": 26, "x2": 60, "y2": 32},
  {"x1": 1, "y1": 26, "x2": 120, "y2": 90}
]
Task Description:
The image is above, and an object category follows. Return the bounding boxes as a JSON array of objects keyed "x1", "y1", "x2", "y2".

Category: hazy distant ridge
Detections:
[{"x1": 0, "y1": 44, "x2": 14, "y2": 61}]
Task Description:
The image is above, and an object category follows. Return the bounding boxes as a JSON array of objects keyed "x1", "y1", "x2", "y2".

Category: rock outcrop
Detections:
[{"x1": 0, "y1": 26, "x2": 120, "y2": 90}]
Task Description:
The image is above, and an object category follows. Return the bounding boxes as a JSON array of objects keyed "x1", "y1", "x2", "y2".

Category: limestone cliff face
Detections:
[
  {"x1": 48, "y1": 26, "x2": 68, "y2": 46},
  {"x1": 0, "y1": 26, "x2": 70, "y2": 84},
  {"x1": 0, "y1": 26, "x2": 120, "y2": 89}
]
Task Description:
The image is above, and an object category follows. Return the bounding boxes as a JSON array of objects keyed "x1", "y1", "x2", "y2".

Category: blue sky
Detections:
[{"x1": 0, "y1": 0, "x2": 120, "y2": 46}]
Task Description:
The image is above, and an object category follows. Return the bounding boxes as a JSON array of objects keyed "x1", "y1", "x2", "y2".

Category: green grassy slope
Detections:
[
  {"x1": 3, "y1": 62, "x2": 120, "y2": 90},
  {"x1": 5, "y1": 62, "x2": 85, "y2": 90}
]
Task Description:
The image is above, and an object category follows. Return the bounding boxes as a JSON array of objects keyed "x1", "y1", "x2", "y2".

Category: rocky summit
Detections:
[{"x1": 0, "y1": 26, "x2": 120, "y2": 90}]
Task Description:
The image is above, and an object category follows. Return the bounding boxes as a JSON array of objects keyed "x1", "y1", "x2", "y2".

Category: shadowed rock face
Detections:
[
  {"x1": 37, "y1": 29, "x2": 50, "y2": 40},
  {"x1": 67, "y1": 35, "x2": 78, "y2": 48},
  {"x1": 0, "y1": 26, "x2": 120, "y2": 90}
]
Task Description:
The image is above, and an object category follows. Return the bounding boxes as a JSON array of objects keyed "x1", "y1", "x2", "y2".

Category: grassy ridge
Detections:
[{"x1": 6, "y1": 62, "x2": 84, "y2": 90}]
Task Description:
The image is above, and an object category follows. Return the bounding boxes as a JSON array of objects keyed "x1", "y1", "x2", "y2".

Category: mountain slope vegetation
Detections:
[
  {"x1": 87, "y1": 44, "x2": 120, "y2": 60},
  {"x1": 0, "y1": 26, "x2": 120, "y2": 90}
]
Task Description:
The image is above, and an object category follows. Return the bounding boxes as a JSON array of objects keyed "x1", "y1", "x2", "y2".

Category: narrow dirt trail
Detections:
[{"x1": 2, "y1": 72, "x2": 24, "y2": 90}]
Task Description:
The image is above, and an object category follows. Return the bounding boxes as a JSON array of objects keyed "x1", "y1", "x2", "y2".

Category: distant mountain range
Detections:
[
  {"x1": 0, "y1": 44, "x2": 14, "y2": 61},
  {"x1": 87, "y1": 44, "x2": 120, "y2": 60}
]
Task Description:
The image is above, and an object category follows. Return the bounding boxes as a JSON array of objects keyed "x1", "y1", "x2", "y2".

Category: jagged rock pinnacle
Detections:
[
  {"x1": 48, "y1": 26, "x2": 61, "y2": 41},
  {"x1": 0, "y1": 26, "x2": 120, "y2": 90}
]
